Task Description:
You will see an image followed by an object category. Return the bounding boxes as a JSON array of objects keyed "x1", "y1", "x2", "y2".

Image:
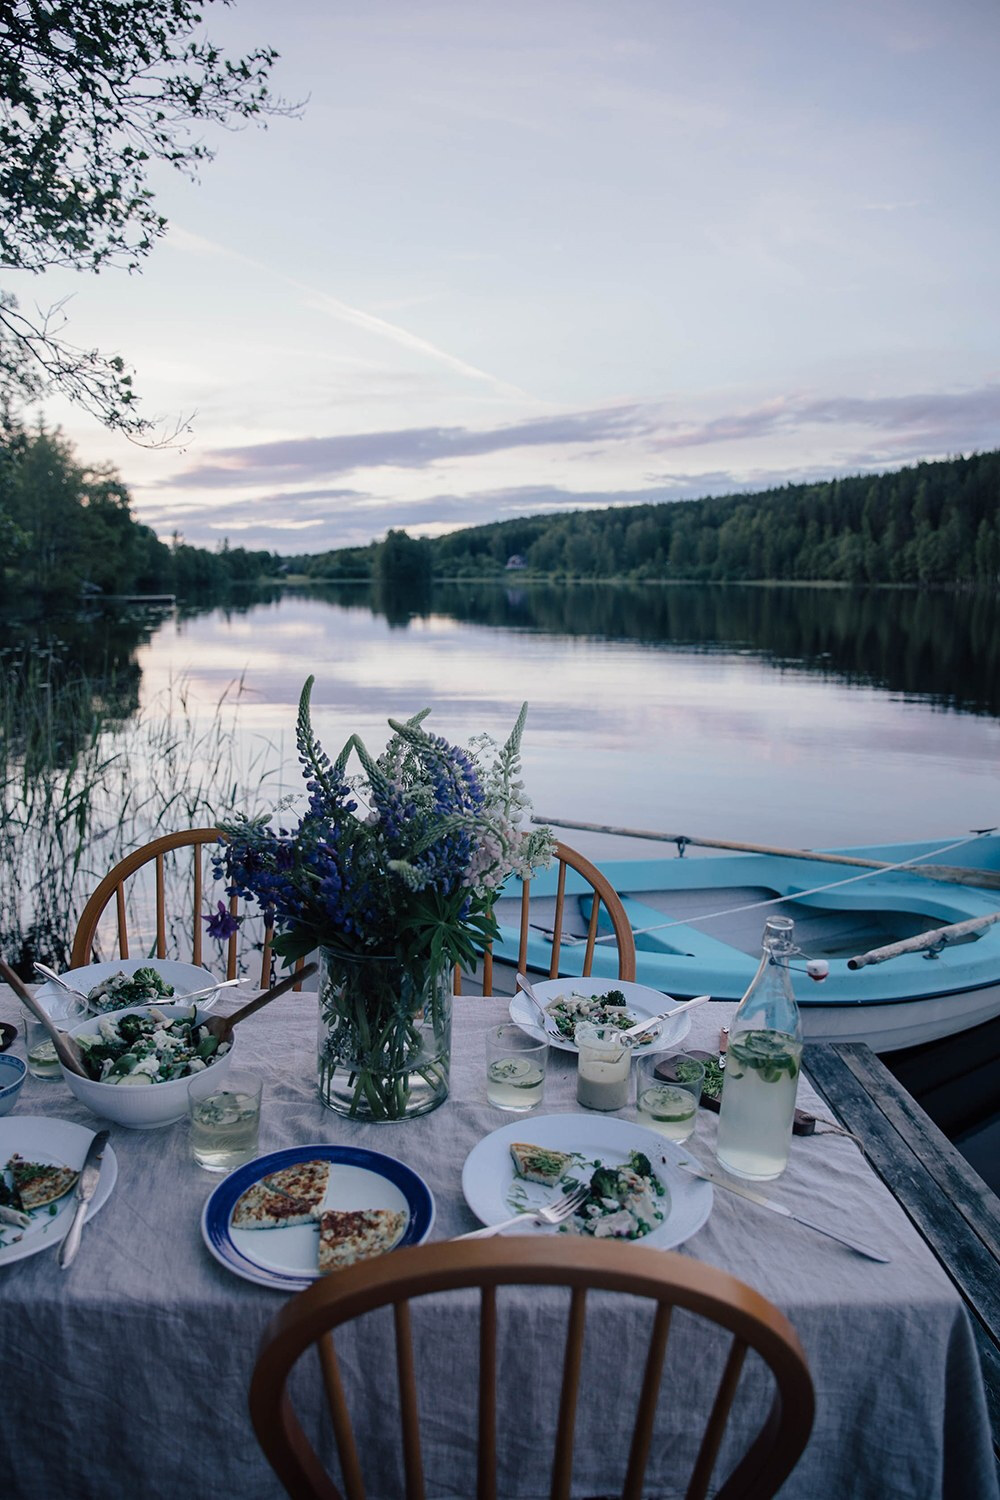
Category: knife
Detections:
[
  {"x1": 678, "y1": 1160, "x2": 891, "y2": 1263},
  {"x1": 58, "y1": 1129, "x2": 109, "y2": 1270}
]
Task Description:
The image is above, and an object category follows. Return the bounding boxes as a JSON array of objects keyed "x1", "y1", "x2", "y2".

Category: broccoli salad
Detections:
[
  {"x1": 562, "y1": 1150, "x2": 666, "y2": 1240},
  {"x1": 76, "y1": 1006, "x2": 230, "y2": 1085},
  {"x1": 85, "y1": 966, "x2": 175, "y2": 1014},
  {"x1": 544, "y1": 989, "x2": 655, "y2": 1045}
]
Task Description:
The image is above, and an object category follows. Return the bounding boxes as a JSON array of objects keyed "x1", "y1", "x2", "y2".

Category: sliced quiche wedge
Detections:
[
  {"x1": 7, "y1": 1154, "x2": 80, "y2": 1211},
  {"x1": 317, "y1": 1208, "x2": 407, "y2": 1275},
  {"x1": 509, "y1": 1142, "x2": 572, "y2": 1187}
]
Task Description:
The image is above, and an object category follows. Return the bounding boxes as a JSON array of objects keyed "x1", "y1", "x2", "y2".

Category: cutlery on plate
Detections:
[
  {"x1": 619, "y1": 993, "x2": 711, "y2": 1041},
  {"x1": 0, "y1": 956, "x2": 89, "y2": 1077},
  {"x1": 678, "y1": 1160, "x2": 891, "y2": 1262},
  {"x1": 201, "y1": 961, "x2": 318, "y2": 1046},
  {"x1": 33, "y1": 964, "x2": 240, "y2": 1006},
  {"x1": 456, "y1": 1183, "x2": 589, "y2": 1240},
  {"x1": 514, "y1": 972, "x2": 564, "y2": 1039},
  {"x1": 32, "y1": 962, "x2": 86, "y2": 998},
  {"x1": 58, "y1": 1129, "x2": 109, "y2": 1269}
]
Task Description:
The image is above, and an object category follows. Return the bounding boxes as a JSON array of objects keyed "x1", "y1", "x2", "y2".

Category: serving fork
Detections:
[{"x1": 456, "y1": 1183, "x2": 589, "y2": 1240}]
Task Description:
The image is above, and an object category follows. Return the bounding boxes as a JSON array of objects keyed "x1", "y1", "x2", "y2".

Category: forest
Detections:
[
  {"x1": 0, "y1": 425, "x2": 280, "y2": 598},
  {"x1": 293, "y1": 450, "x2": 1000, "y2": 587},
  {"x1": 2, "y1": 427, "x2": 998, "y2": 600}
]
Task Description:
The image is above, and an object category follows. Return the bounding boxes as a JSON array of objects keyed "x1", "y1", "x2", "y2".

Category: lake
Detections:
[{"x1": 129, "y1": 581, "x2": 1000, "y2": 861}]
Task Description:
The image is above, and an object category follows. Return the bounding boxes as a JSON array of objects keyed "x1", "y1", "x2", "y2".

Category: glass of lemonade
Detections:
[
  {"x1": 22, "y1": 997, "x2": 86, "y2": 1079},
  {"x1": 188, "y1": 1068, "x2": 262, "y2": 1171},
  {"x1": 636, "y1": 1053, "x2": 705, "y2": 1141},
  {"x1": 486, "y1": 1024, "x2": 548, "y2": 1112}
]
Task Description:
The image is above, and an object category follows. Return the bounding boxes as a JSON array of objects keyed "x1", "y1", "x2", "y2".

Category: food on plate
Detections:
[
  {"x1": 75, "y1": 1006, "x2": 230, "y2": 1085},
  {"x1": 7, "y1": 1153, "x2": 80, "y2": 1210},
  {"x1": 85, "y1": 966, "x2": 175, "y2": 1014},
  {"x1": 229, "y1": 1157, "x2": 409, "y2": 1275},
  {"x1": 317, "y1": 1208, "x2": 407, "y2": 1274},
  {"x1": 561, "y1": 1150, "x2": 665, "y2": 1240},
  {"x1": 231, "y1": 1159, "x2": 332, "y2": 1229},
  {"x1": 231, "y1": 1184, "x2": 318, "y2": 1230},
  {"x1": 509, "y1": 1141, "x2": 572, "y2": 1186},
  {"x1": 542, "y1": 990, "x2": 656, "y2": 1045}
]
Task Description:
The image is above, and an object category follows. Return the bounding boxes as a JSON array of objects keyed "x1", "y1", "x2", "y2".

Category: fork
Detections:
[{"x1": 456, "y1": 1184, "x2": 589, "y2": 1240}]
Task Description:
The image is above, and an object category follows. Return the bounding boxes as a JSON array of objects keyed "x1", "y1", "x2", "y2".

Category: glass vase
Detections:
[{"x1": 316, "y1": 946, "x2": 453, "y2": 1120}]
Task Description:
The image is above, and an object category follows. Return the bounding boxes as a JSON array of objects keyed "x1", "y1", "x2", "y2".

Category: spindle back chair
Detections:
[
  {"x1": 249, "y1": 1237, "x2": 814, "y2": 1500},
  {"x1": 456, "y1": 840, "x2": 637, "y2": 996},
  {"x1": 70, "y1": 827, "x2": 275, "y2": 987}
]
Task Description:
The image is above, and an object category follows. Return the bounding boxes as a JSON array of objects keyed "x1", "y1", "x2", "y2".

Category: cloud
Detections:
[{"x1": 162, "y1": 405, "x2": 650, "y2": 489}]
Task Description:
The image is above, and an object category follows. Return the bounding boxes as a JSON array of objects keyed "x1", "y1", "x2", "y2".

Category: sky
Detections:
[{"x1": 10, "y1": 0, "x2": 1000, "y2": 553}]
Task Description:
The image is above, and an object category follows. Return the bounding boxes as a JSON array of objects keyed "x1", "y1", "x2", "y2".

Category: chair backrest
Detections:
[
  {"x1": 457, "y1": 840, "x2": 637, "y2": 996},
  {"x1": 249, "y1": 1238, "x2": 814, "y2": 1500},
  {"x1": 70, "y1": 827, "x2": 274, "y2": 987}
]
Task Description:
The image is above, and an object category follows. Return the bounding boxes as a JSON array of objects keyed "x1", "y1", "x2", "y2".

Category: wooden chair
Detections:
[
  {"x1": 249, "y1": 1238, "x2": 815, "y2": 1500},
  {"x1": 70, "y1": 827, "x2": 275, "y2": 987},
  {"x1": 456, "y1": 840, "x2": 637, "y2": 996}
]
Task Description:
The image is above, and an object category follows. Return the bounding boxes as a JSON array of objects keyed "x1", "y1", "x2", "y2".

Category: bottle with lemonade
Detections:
[{"x1": 716, "y1": 915, "x2": 802, "y2": 1180}]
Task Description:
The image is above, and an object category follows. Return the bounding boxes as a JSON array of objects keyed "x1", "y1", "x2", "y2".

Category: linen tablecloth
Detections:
[{"x1": 0, "y1": 986, "x2": 995, "y2": 1500}]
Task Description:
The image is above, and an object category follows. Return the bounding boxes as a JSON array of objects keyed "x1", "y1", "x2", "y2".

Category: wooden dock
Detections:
[{"x1": 806, "y1": 1042, "x2": 1000, "y2": 1476}]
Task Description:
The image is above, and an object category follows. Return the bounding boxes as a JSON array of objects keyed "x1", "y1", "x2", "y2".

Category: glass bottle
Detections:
[{"x1": 716, "y1": 915, "x2": 803, "y2": 1180}]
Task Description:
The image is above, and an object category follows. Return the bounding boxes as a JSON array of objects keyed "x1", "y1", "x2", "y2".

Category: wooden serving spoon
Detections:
[
  {"x1": 0, "y1": 955, "x2": 89, "y2": 1078},
  {"x1": 201, "y1": 961, "x2": 318, "y2": 1046}
]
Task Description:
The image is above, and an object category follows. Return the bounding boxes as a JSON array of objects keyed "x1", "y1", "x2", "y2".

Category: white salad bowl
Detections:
[
  {"x1": 60, "y1": 1003, "x2": 235, "y2": 1129},
  {"x1": 36, "y1": 958, "x2": 226, "y2": 1016}
]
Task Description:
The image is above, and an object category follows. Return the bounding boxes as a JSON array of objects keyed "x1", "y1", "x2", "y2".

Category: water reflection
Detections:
[{"x1": 309, "y1": 581, "x2": 1000, "y2": 719}]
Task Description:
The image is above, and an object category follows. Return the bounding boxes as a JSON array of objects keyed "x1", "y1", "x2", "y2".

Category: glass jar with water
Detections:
[{"x1": 716, "y1": 915, "x2": 802, "y2": 1180}]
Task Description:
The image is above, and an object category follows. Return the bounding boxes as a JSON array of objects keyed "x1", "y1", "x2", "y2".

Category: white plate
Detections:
[
  {"x1": 35, "y1": 958, "x2": 225, "y2": 1016},
  {"x1": 462, "y1": 1113, "x2": 713, "y2": 1251},
  {"x1": 0, "y1": 1116, "x2": 118, "y2": 1267},
  {"x1": 201, "y1": 1144, "x2": 436, "y2": 1292},
  {"x1": 509, "y1": 978, "x2": 692, "y2": 1054}
]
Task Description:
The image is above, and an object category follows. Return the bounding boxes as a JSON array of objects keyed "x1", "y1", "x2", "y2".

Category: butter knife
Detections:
[
  {"x1": 678, "y1": 1160, "x2": 891, "y2": 1263},
  {"x1": 58, "y1": 1129, "x2": 109, "y2": 1270}
]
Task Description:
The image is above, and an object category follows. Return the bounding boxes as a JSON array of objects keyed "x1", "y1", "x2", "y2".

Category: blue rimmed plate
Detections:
[{"x1": 200, "y1": 1143, "x2": 435, "y2": 1291}]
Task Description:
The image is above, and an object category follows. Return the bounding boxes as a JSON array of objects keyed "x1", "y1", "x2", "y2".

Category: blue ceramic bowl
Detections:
[{"x1": 0, "y1": 1053, "x2": 27, "y2": 1117}]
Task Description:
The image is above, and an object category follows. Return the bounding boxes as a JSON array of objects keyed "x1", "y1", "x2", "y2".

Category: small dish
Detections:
[
  {"x1": 201, "y1": 1144, "x2": 435, "y2": 1291},
  {"x1": 0, "y1": 1021, "x2": 17, "y2": 1053},
  {"x1": 0, "y1": 1054, "x2": 27, "y2": 1117}
]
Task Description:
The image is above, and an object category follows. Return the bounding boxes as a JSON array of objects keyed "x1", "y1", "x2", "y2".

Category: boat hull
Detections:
[{"x1": 494, "y1": 837, "x2": 1000, "y2": 1051}]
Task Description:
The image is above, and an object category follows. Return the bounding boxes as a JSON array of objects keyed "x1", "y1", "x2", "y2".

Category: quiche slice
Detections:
[
  {"x1": 230, "y1": 1182, "x2": 319, "y2": 1230},
  {"x1": 260, "y1": 1158, "x2": 331, "y2": 1213},
  {"x1": 509, "y1": 1142, "x2": 572, "y2": 1187},
  {"x1": 317, "y1": 1208, "x2": 407, "y2": 1274},
  {"x1": 7, "y1": 1154, "x2": 80, "y2": 1211}
]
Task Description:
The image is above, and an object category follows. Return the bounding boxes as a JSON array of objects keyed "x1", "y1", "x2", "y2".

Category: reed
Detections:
[{"x1": 0, "y1": 651, "x2": 284, "y2": 976}]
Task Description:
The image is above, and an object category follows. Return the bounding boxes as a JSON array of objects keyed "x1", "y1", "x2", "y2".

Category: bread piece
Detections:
[{"x1": 260, "y1": 1158, "x2": 331, "y2": 1212}]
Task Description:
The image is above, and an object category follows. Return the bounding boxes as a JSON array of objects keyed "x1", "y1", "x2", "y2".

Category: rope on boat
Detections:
[{"x1": 533, "y1": 832, "x2": 993, "y2": 949}]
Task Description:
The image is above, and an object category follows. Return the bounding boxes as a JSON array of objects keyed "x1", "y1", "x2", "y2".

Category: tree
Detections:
[{"x1": 0, "y1": 0, "x2": 294, "y2": 438}]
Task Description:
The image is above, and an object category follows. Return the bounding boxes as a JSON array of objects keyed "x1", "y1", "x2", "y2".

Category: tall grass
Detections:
[{"x1": 0, "y1": 650, "x2": 284, "y2": 976}]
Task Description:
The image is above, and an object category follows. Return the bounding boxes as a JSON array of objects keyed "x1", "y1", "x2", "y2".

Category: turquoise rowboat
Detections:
[{"x1": 493, "y1": 836, "x2": 1000, "y2": 1051}]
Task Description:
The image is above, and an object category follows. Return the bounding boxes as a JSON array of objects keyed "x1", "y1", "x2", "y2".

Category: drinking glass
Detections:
[
  {"x1": 575, "y1": 1021, "x2": 631, "y2": 1111},
  {"x1": 188, "y1": 1068, "x2": 262, "y2": 1171},
  {"x1": 22, "y1": 997, "x2": 87, "y2": 1080},
  {"x1": 485, "y1": 1024, "x2": 548, "y2": 1112},
  {"x1": 636, "y1": 1053, "x2": 705, "y2": 1141}
]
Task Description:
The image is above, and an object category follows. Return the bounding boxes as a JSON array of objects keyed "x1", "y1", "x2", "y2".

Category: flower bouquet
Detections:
[{"x1": 216, "y1": 677, "x2": 551, "y2": 1119}]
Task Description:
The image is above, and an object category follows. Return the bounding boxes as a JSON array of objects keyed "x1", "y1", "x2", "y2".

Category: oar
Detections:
[
  {"x1": 532, "y1": 817, "x2": 1000, "y2": 891},
  {"x1": 0, "y1": 956, "x2": 89, "y2": 1078},
  {"x1": 848, "y1": 910, "x2": 1000, "y2": 969}
]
